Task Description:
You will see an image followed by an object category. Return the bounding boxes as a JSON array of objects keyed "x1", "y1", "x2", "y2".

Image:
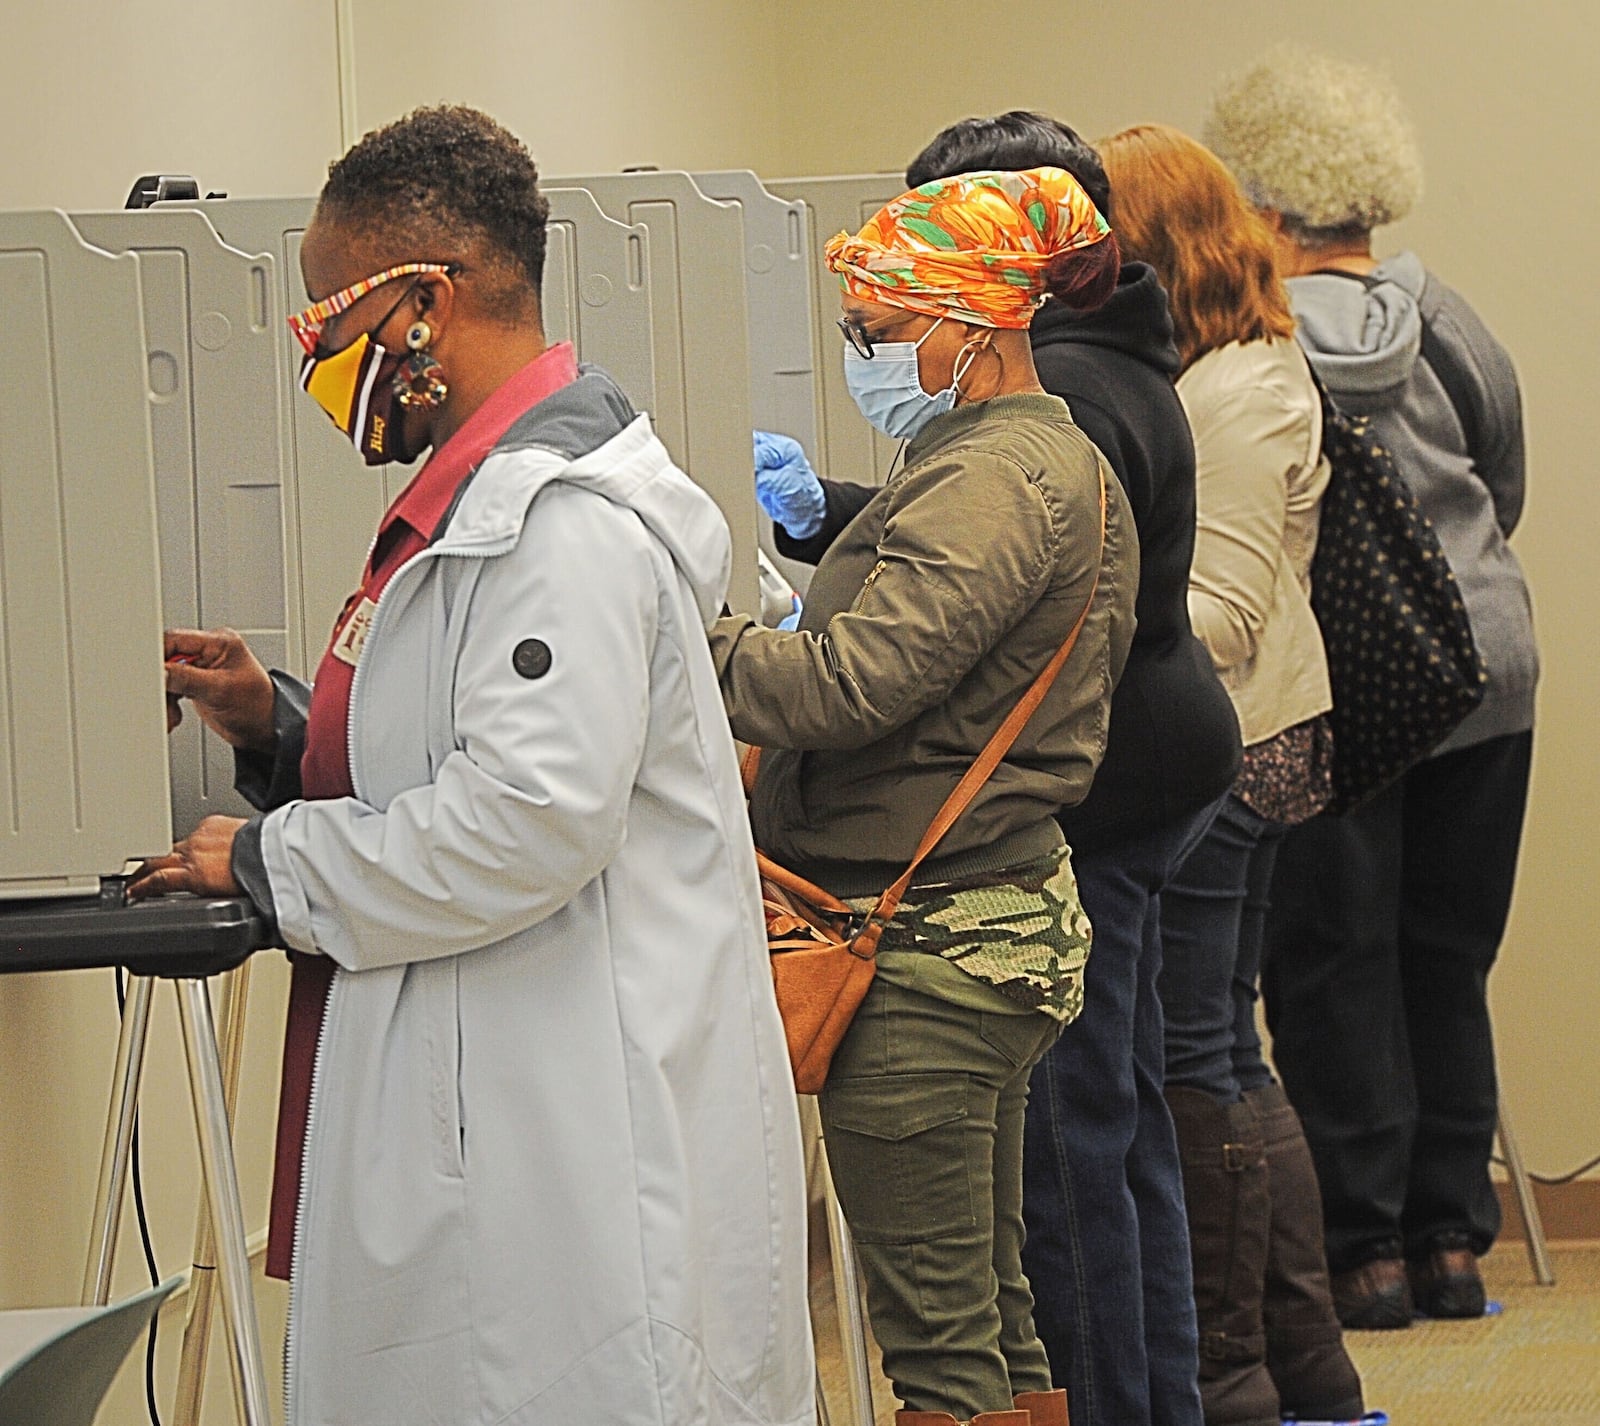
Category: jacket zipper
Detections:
[
  {"x1": 282, "y1": 534, "x2": 504, "y2": 1421},
  {"x1": 852, "y1": 559, "x2": 886, "y2": 612}
]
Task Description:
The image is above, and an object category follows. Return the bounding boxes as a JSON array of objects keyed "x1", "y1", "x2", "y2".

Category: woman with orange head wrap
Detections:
[{"x1": 710, "y1": 170, "x2": 1135, "y2": 1426}]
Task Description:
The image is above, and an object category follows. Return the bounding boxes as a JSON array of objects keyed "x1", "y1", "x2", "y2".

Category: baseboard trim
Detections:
[{"x1": 1496, "y1": 1176, "x2": 1600, "y2": 1244}]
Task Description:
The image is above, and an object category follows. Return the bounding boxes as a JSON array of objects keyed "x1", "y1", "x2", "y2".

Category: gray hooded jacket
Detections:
[{"x1": 1289, "y1": 253, "x2": 1538, "y2": 751}]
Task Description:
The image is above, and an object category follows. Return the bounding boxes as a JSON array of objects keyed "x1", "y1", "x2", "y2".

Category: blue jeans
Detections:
[
  {"x1": 1159, "y1": 794, "x2": 1284, "y2": 1102},
  {"x1": 1022, "y1": 797, "x2": 1221, "y2": 1426}
]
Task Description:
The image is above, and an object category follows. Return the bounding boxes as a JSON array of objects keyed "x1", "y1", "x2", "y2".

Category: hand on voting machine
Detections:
[{"x1": 127, "y1": 814, "x2": 246, "y2": 903}]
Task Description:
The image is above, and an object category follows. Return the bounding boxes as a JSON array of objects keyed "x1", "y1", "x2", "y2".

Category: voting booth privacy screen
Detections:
[
  {"x1": 0, "y1": 170, "x2": 902, "y2": 898},
  {"x1": 0, "y1": 212, "x2": 172, "y2": 898}
]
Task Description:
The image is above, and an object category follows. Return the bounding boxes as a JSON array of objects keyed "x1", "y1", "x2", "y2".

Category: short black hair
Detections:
[
  {"x1": 906, "y1": 111, "x2": 1112, "y2": 220},
  {"x1": 319, "y1": 105, "x2": 549, "y2": 319}
]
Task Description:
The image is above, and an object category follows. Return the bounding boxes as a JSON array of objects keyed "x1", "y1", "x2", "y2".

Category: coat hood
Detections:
[
  {"x1": 444, "y1": 367, "x2": 733, "y2": 627},
  {"x1": 1030, "y1": 261, "x2": 1182, "y2": 376},
  {"x1": 1287, "y1": 250, "x2": 1427, "y2": 405}
]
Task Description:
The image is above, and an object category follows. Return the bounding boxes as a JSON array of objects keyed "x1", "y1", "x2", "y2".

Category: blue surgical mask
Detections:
[{"x1": 843, "y1": 318, "x2": 979, "y2": 442}]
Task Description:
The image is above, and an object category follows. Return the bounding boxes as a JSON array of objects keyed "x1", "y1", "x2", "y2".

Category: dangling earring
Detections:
[{"x1": 395, "y1": 319, "x2": 448, "y2": 409}]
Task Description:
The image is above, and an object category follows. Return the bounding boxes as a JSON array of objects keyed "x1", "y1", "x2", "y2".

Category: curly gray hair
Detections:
[{"x1": 1203, "y1": 44, "x2": 1423, "y2": 237}]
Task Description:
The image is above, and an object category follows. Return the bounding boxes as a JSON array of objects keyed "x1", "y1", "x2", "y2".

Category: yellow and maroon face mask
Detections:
[
  {"x1": 288, "y1": 262, "x2": 454, "y2": 466},
  {"x1": 298, "y1": 334, "x2": 407, "y2": 465}
]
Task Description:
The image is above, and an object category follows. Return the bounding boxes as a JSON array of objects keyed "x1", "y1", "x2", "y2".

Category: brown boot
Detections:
[
  {"x1": 1014, "y1": 1388, "x2": 1069, "y2": 1425},
  {"x1": 1248, "y1": 1084, "x2": 1364, "y2": 1422},
  {"x1": 1167, "y1": 1087, "x2": 1279, "y2": 1426}
]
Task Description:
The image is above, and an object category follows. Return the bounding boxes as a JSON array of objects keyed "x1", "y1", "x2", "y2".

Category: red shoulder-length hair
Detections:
[{"x1": 1096, "y1": 124, "x2": 1295, "y2": 369}]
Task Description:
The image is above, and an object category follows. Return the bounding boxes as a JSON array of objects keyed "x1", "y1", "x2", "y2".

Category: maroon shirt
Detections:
[{"x1": 265, "y1": 344, "x2": 580, "y2": 1278}]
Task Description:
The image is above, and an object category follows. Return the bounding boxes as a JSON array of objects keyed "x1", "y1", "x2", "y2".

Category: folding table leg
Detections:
[
  {"x1": 1498, "y1": 1105, "x2": 1556, "y2": 1287},
  {"x1": 173, "y1": 962, "x2": 253, "y2": 1426},
  {"x1": 175, "y1": 976, "x2": 271, "y2": 1426},
  {"x1": 82, "y1": 973, "x2": 155, "y2": 1305}
]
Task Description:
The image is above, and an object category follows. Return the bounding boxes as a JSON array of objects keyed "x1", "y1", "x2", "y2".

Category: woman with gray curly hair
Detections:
[{"x1": 1206, "y1": 46, "x2": 1539, "y2": 1331}]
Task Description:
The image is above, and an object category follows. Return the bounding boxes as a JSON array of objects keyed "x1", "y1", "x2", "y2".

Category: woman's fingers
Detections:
[
  {"x1": 126, "y1": 854, "x2": 190, "y2": 901},
  {"x1": 126, "y1": 817, "x2": 246, "y2": 901}
]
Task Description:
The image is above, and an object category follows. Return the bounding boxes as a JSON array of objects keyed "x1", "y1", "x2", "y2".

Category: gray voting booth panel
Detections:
[
  {"x1": 692, "y1": 172, "x2": 820, "y2": 595},
  {"x1": 0, "y1": 212, "x2": 172, "y2": 897},
  {"x1": 161, "y1": 196, "x2": 421, "y2": 679},
  {"x1": 69, "y1": 209, "x2": 287, "y2": 836},
  {"x1": 766, "y1": 176, "x2": 906, "y2": 489},
  {"x1": 555, "y1": 173, "x2": 759, "y2": 615},
  {"x1": 541, "y1": 188, "x2": 655, "y2": 414}
]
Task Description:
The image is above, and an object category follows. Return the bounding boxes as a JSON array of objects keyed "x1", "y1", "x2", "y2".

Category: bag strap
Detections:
[
  {"x1": 864, "y1": 467, "x2": 1108, "y2": 935},
  {"x1": 1311, "y1": 267, "x2": 1484, "y2": 468}
]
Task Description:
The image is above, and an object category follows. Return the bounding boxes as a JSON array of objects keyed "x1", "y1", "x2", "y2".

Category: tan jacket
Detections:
[
  {"x1": 1178, "y1": 338, "x2": 1331, "y2": 748},
  {"x1": 709, "y1": 392, "x2": 1137, "y2": 896}
]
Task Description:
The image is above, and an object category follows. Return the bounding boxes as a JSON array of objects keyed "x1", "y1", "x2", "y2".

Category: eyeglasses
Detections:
[
  {"x1": 836, "y1": 312, "x2": 925, "y2": 360},
  {"x1": 288, "y1": 261, "x2": 462, "y2": 356},
  {"x1": 837, "y1": 316, "x2": 881, "y2": 359}
]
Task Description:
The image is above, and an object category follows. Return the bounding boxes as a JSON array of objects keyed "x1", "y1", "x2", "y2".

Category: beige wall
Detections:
[
  {"x1": 3, "y1": 1, "x2": 343, "y2": 211},
  {"x1": 766, "y1": 0, "x2": 1600, "y2": 1179},
  {"x1": 2, "y1": 5, "x2": 1594, "y2": 1419},
  {"x1": 348, "y1": 0, "x2": 784, "y2": 175}
]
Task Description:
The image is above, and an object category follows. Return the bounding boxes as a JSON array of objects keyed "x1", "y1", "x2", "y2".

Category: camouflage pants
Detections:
[{"x1": 847, "y1": 845, "x2": 1093, "y2": 1021}]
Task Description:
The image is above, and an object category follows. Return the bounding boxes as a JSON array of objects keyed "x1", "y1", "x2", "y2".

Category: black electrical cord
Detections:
[
  {"x1": 1491, "y1": 1150, "x2": 1600, "y2": 1185},
  {"x1": 115, "y1": 969, "x2": 165, "y2": 1426}
]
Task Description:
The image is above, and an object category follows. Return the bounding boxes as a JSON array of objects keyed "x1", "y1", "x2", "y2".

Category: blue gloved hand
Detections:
[{"x1": 753, "y1": 430, "x2": 826, "y2": 539}]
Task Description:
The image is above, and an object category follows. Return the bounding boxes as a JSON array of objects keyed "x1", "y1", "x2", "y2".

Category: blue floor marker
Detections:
[{"x1": 1282, "y1": 1413, "x2": 1389, "y2": 1426}]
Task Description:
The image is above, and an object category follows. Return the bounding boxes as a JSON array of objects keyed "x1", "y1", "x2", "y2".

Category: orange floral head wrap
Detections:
[{"x1": 823, "y1": 167, "x2": 1112, "y2": 329}]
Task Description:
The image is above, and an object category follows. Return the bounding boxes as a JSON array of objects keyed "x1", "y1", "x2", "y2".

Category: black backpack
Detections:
[{"x1": 1309, "y1": 372, "x2": 1487, "y2": 813}]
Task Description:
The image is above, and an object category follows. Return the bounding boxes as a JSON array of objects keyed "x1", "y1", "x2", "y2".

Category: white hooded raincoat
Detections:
[{"x1": 250, "y1": 371, "x2": 812, "y2": 1426}]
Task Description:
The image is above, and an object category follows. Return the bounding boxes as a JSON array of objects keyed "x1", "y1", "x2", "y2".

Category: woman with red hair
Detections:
[{"x1": 1098, "y1": 125, "x2": 1364, "y2": 1426}]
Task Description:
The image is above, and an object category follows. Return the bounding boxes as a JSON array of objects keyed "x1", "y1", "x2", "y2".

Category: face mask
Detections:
[
  {"x1": 299, "y1": 333, "x2": 408, "y2": 466},
  {"x1": 842, "y1": 318, "x2": 982, "y2": 442}
]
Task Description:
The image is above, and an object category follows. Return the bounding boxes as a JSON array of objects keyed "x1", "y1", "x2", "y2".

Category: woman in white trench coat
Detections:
[{"x1": 133, "y1": 105, "x2": 813, "y2": 1426}]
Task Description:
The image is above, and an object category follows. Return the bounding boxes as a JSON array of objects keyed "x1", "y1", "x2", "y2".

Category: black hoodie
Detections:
[{"x1": 1030, "y1": 263, "x2": 1240, "y2": 850}]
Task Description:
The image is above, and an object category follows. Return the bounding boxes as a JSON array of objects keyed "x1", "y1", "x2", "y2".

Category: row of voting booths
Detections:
[
  {"x1": 0, "y1": 170, "x2": 907, "y2": 1426},
  {"x1": 0, "y1": 170, "x2": 908, "y2": 881}
]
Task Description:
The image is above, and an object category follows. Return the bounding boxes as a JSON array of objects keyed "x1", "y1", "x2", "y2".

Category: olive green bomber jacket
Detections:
[{"x1": 709, "y1": 392, "x2": 1138, "y2": 897}]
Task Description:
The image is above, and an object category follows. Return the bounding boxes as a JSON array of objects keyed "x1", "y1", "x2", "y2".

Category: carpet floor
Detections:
[{"x1": 812, "y1": 1243, "x2": 1600, "y2": 1425}]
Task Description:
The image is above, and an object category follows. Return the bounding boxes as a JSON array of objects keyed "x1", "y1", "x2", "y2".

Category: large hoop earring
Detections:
[
  {"x1": 953, "y1": 336, "x2": 1001, "y2": 401},
  {"x1": 395, "y1": 319, "x2": 448, "y2": 409}
]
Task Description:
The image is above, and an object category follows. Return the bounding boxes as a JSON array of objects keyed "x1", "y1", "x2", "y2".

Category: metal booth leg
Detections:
[
  {"x1": 796, "y1": 1096, "x2": 876, "y2": 1426},
  {"x1": 173, "y1": 961, "x2": 254, "y2": 1426},
  {"x1": 821, "y1": 1143, "x2": 877, "y2": 1426},
  {"x1": 1497, "y1": 1104, "x2": 1556, "y2": 1287},
  {"x1": 174, "y1": 976, "x2": 272, "y2": 1426},
  {"x1": 82, "y1": 974, "x2": 156, "y2": 1305}
]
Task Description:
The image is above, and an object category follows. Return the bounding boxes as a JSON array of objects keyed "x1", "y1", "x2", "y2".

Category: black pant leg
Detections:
[
  {"x1": 1261, "y1": 783, "x2": 1412, "y2": 1271},
  {"x1": 1396, "y1": 731, "x2": 1534, "y2": 1257}
]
